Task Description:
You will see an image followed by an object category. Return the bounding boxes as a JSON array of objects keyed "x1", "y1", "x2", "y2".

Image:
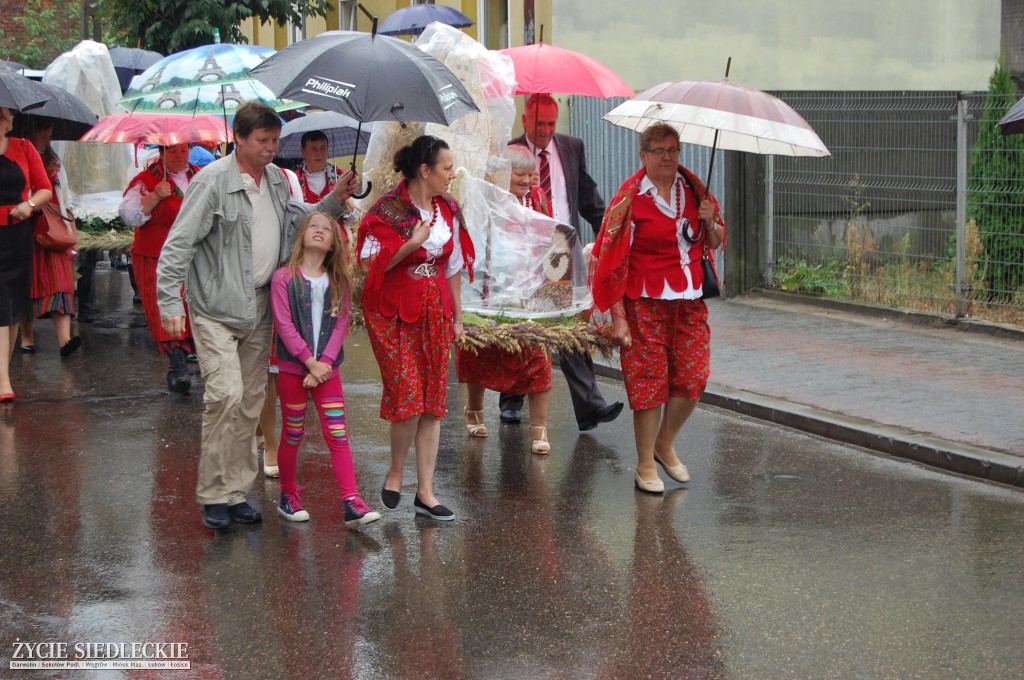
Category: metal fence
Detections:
[{"x1": 766, "y1": 91, "x2": 1024, "y2": 325}]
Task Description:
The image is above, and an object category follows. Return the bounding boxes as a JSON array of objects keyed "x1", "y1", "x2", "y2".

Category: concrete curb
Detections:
[{"x1": 701, "y1": 385, "x2": 1024, "y2": 489}]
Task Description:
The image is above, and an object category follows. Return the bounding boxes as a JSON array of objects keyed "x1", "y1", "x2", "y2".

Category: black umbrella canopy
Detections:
[
  {"x1": 11, "y1": 82, "x2": 98, "y2": 141},
  {"x1": 997, "y1": 96, "x2": 1024, "y2": 136},
  {"x1": 0, "y1": 70, "x2": 50, "y2": 112},
  {"x1": 277, "y1": 110, "x2": 373, "y2": 160},
  {"x1": 377, "y1": 4, "x2": 474, "y2": 37},
  {"x1": 250, "y1": 30, "x2": 478, "y2": 126},
  {"x1": 109, "y1": 47, "x2": 164, "y2": 94},
  {"x1": 0, "y1": 60, "x2": 31, "y2": 73}
]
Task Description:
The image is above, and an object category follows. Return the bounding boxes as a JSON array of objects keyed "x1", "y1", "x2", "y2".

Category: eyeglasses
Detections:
[{"x1": 642, "y1": 146, "x2": 681, "y2": 158}]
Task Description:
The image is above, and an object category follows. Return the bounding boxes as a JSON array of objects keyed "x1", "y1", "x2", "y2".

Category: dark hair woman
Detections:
[
  {"x1": 357, "y1": 135, "x2": 475, "y2": 521},
  {"x1": 0, "y1": 106, "x2": 53, "y2": 403}
]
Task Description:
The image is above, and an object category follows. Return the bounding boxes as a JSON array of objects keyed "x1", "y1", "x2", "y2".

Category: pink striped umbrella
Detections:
[
  {"x1": 80, "y1": 113, "x2": 233, "y2": 146},
  {"x1": 603, "y1": 78, "x2": 829, "y2": 157}
]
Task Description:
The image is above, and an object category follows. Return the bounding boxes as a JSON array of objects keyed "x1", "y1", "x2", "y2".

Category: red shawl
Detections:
[
  {"x1": 357, "y1": 180, "x2": 475, "y2": 321},
  {"x1": 590, "y1": 165, "x2": 724, "y2": 312}
]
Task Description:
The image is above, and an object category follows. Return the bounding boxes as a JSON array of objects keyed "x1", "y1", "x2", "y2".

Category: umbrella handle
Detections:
[{"x1": 352, "y1": 180, "x2": 372, "y2": 200}]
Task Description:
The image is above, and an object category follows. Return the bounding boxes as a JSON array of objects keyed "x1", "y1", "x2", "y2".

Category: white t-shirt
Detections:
[
  {"x1": 242, "y1": 170, "x2": 282, "y2": 288},
  {"x1": 306, "y1": 271, "x2": 329, "y2": 356}
]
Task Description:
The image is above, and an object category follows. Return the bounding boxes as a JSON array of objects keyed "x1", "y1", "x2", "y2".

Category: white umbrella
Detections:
[{"x1": 603, "y1": 78, "x2": 829, "y2": 158}]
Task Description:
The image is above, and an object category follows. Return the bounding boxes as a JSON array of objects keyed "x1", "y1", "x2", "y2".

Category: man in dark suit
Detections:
[{"x1": 501, "y1": 93, "x2": 624, "y2": 431}]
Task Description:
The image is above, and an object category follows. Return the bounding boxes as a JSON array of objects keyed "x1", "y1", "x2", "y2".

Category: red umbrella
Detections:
[
  {"x1": 499, "y1": 43, "x2": 633, "y2": 98},
  {"x1": 80, "y1": 113, "x2": 233, "y2": 146}
]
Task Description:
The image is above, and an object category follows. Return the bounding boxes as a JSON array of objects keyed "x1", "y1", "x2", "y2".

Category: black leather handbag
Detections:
[{"x1": 701, "y1": 245, "x2": 720, "y2": 299}]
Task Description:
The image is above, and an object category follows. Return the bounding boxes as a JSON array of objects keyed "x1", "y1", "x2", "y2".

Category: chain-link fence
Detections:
[{"x1": 766, "y1": 91, "x2": 1024, "y2": 325}]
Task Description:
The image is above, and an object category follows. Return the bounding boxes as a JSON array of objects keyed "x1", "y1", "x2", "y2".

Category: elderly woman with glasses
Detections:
[
  {"x1": 591, "y1": 123, "x2": 725, "y2": 494},
  {"x1": 456, "y1": 144, "x2": 554, "y2": 454},
  {"x1": 358, "y1": 135, "x2": 475, "y2": 521}
]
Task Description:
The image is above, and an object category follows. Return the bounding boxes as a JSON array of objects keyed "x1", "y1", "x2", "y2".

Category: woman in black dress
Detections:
[{"x1": 0, "y1": 106, "x2": 53, "y2": 402}]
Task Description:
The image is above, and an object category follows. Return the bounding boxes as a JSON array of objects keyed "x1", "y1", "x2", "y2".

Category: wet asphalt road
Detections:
[{"x1": 1, "y1": 265, "x2": 1023, "y2": 679}]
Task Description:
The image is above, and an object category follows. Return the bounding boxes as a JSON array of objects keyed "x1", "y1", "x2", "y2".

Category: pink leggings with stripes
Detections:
[{"x1": 275, "y1": 370, "x2": 358, "y2": 499}]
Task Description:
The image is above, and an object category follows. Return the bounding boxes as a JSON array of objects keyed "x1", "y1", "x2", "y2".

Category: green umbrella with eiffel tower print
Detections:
[{"x1": 119, "y1": 43, "x2": 301, "y2": 116}]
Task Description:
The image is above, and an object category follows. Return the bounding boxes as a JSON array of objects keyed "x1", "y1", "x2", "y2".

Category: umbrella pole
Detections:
[
  {"x1": 350, "y1": 120, "x2": 372, "y2": 199},
  {"x1": 701, "y1": 57, "x2": 732, "y2": 200}
]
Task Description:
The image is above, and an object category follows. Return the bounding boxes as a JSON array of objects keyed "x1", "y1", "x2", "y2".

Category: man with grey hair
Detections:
[{"x1": 157, "y1": 101, "x2": 361, "y2": 530}]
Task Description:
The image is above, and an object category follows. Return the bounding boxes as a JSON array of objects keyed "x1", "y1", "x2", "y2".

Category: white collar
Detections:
[{"x1": 639, "y1": 171, "x2": 683, "y2": 198}]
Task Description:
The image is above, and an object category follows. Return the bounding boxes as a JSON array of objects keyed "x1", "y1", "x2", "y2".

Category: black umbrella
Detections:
[
  {"x1": 997, "y1": 96, "x2": 1024, "y2": 136},
  {"x1": 378, "y1": 4, "x2": 473, "y2": 37},
  {"x1": 277, "y1": 111, "x2": 373, "y2": 160},
  {"x1": 0, "y1": 60, "x2": 31, "y2": 73},
  {"x1": 109, "y1": 47, "x2": 164, "y2": 94},
  {"x1": 0, "y1": 69, "x2": 50, "y2": 112},
  {"x1": 251, "y1": 24, "x2": 478, "y2": 196},
  {"x1": 11, "y1": 82, "x2": 98, "y2": 141}
]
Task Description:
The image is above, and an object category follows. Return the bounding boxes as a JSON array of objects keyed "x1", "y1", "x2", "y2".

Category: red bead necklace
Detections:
[{"x1": 423, "y1": 196, "x2": 440, "y2": 229}]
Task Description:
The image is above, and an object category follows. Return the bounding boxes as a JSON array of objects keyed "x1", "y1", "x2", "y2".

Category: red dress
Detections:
[
  {"x1": 30, "y1": 171, "x2": 75, "y2": 318},
  {"x1": 358, "y1": 181, "x2": 475, "y2": 422}
]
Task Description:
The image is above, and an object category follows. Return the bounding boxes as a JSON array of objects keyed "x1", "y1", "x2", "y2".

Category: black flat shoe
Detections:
[
  {"x1": 414, "y1": 495, "x2": 454, "y2": 521},
  {"x1": 59, "y1": 336, "x2": 82, "y2": 359},
  {"x1": 19, "y1": 345, "x2": 35, "y2": 354},
  {"x1": 381, "y1": 486, "x2": 401, "y2": 510}
]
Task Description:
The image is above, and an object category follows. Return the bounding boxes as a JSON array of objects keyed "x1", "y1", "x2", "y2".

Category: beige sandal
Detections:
[
  {"x1": 530, "y1": 425, "x2": 550, "y2": 455},
  {"x1": 465, "y1": 408, "x2": 488, "y2": 437}
]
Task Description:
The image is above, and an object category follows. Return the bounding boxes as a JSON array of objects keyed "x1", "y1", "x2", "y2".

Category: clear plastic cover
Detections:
[
  {"x1": 453, "y1": 173, "x2": 591, "y2": 318},
  {"x1": 44, "y1": 41, "x2": 133, "y2": 198}
]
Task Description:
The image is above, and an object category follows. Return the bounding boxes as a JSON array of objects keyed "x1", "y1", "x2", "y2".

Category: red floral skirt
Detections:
[
  {"x1": 134, "y1": 253, "x2": 192, "y2": 353},
  {"x1": 620, "y1": 297, "x2": 709, "y2": 410},
  {"x1": 456, "y1": 346, "x2": 552, "y2": 394},
  {"x1": 364, "y1": 279, "x2": 453, "y2": 422}
]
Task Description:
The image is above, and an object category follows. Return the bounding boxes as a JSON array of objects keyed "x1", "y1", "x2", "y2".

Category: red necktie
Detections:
[{"x1": 538, "y1": 149, "x2": 552, "y2": 204}]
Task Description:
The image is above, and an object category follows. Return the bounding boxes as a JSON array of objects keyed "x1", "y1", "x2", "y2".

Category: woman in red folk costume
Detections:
[
  {"x1": 591, "y1": 123, "x2": 726, "y2": 494},
  {"x1": 457, "y1": 143, "x2": 553, "y2": 454},
  {"x1": 119, "y1": 143, "x2": 198, "y2": 394},
  {"x1": 358, "y1": 135, "x2": 475, "y2": 522},
  {"x1": 20, "y1": 120, "x2": 79, "y2": 358}
]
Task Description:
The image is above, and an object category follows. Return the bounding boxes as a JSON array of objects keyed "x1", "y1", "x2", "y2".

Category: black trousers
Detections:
[
  {"x1": 76, "y1": 250, "x2": 101, "y2": 314},
  {"x1": 499, "y1": 350, "x2": 607, "y2": 425}
]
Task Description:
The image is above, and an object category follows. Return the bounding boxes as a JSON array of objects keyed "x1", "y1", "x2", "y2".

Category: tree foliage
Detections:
[
  {"x1": 967, "y1": 59, "x2": 1024, "y2": 299},
  {"x1": 96, "y1": 0, "x2": 333, "y2": 55},
  {"x1": 0, "y1": 0, "x2": 79, "y2": 69}
]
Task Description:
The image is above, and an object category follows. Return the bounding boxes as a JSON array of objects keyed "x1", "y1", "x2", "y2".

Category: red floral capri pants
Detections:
[{"x1": 620, "y1": 296, "x2": 710, "y2": 410}]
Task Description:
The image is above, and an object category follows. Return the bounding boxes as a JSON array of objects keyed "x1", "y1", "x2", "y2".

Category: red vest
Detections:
[
  {"x1": 625, "y1": 187, "x2": 702, "y2": 299},
  {"x1": 125, "y1": 163, "x2": 198, "y2": 258},
  {"x1": 295, "y1": 164, "x2": 338, "y2": 204},
  {"x1": 361, "y1": 198, "x2": 469, "y2": 323}
]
